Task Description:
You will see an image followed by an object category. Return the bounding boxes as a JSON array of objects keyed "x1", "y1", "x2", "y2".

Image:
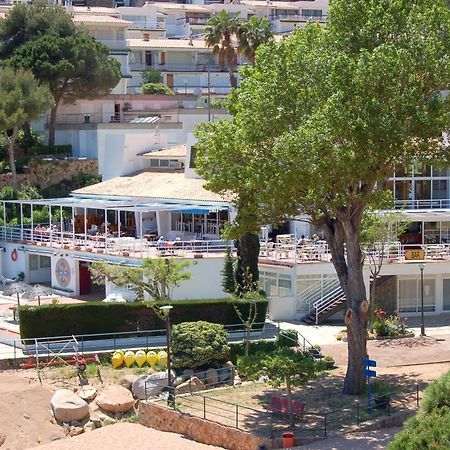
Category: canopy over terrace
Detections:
[
  {"x1": 381, "y1": 209, "x2": 450, "y2": 244},
  {"x1": 1, "y1": 196, "x2": 231, "y2": 244}
]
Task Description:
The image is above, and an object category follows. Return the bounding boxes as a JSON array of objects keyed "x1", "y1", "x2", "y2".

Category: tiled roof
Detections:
[
  {"x1": 73, "y1": 171, "x2": 228, "y2": 203},
  {"x1": 152, "y1": 2, "x2": 211, "y2": 13},
  {"x1": 127, "y1": 38, "x2": 210, "y2": 50},
  {"x1": 141, "y1": 144, "x2": 187, "y2": 158},
  {"x1": 73, "y1": 14, "x2": 131, "y2": 25},
  {"x1": 240, "y1": 0, "x2": 300, "y2": 10},
  {"x1": 73, "y1": 6, "x2": 120, "y2": 15}
]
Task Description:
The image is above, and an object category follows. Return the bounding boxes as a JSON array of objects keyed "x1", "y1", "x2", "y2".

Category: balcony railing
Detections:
[
  {"x1": 96, "y1": 39, "x2": 129, "y2": 50},
  {"x1": 2, "y1": 225, "x2": 448, "y2": 265},
  {"x1": 269, "y1": 13, "x2": 327, "y2": 22},
  {"x1": 127, "y1": 21, "x2": 166, "y2": 30},
  {"x1": 129, "y1": 63, "x2": 233, "y2": 72},
  {"x1": 394, "y1": 199, "x2": 450, "y2": 209},
  {"x1": 48, "y1": 113, "x2": 176, "y2": 125}
]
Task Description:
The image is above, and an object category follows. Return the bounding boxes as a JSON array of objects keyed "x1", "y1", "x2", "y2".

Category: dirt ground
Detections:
[{"x1": 26, "y1": 422, "x2": 224, "y2": 450}]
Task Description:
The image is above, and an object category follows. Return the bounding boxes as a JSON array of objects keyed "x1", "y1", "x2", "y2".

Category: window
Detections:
[
  {"x1": 260, "y1": 271, "x2": 292, "y2": 297},
  {"x1": 302, "y1": 9, "x2": 323, "y2": 17},
  {"x1": 40, "y1": 256, "x2": 51, "y2": 269},
  {"x1": 444, "y1": 279, "x2": 450, "y2": 311},
  {"x1": 150, "y1": 159, "x2": 159, "y2": 167},
  {"x1": 189, "y1": 145, "x2": 197, "y2": 169},
  {"x1": 398, "y1": 277, "x2": 435, "y2": 313},
  {"x1": 30, "y1": 254, "x2": 39, "y2": 271}
]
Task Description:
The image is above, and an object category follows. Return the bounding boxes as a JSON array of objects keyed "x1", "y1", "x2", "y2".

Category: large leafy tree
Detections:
[
  {"x1": 0, "y1": 68, "x2": 53, "y2": 189},
  {"x1": 195, "y1": 0, "x2": 449, "y2": 395},
  {"x1": 0, "y1": 4, "x2": 121, "y2": 146},
  {"x1": 7, "y1": 32, "x2": 121, "y2": 146}
]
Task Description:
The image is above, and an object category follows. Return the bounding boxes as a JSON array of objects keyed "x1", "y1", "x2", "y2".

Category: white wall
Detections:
[
  {"x1": 50, "y1": 254, "x2": 80, "y2": 296},
  {"x1": 1, "y1": 243, "x2": 27, "y2": 281},
  {"x1": 27, "y1": 254, "x2": 52, "y2": 284}
]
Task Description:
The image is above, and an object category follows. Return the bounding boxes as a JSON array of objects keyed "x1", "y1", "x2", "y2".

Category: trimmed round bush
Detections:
[
  {"x1": 171, "y1": 321, "x2": 230, "y2": 370},
  {"x1": 420, "y1": 370, "x2": 450, "y2": 413}
]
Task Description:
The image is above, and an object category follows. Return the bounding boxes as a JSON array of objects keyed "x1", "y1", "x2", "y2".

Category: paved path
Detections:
[
  {"x1": 298, "y1": 427, "x2": 400, "y2": 450},
  {"x1": 27, "y1": 422, "x2": 225, "y2": 450},
  {"x1": 321, "y1": 334, "x2": 450, "y2": 367}
]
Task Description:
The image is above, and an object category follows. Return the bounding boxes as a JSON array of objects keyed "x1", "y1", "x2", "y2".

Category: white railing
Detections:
[
  {"x1": 394, "y1": 199, "x2": 450, "y2": 209},
  {"x1": 313, "y1": 284, "x2": 345, "y2": 325}
]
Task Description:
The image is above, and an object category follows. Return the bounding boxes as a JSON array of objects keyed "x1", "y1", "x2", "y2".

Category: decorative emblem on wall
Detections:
[
  {"x1": 11, "y1": 249, "x2": 18, "y2": 262},
  {"x1": 55, "y1": 258, "x2": 71, "y2": 288}
]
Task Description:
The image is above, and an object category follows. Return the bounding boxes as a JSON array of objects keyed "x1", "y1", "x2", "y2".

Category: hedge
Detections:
[{"x1": 19, "y1": 297, "x2": 268, "y2": 339}]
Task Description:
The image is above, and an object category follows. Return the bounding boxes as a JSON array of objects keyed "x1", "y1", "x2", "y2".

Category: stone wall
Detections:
[
  {"x1": 373, "y1": 275, "x2": 397, "y2": 315},
  {"x1": 0, "y1": 159, "x2": 98, "y2": 191},
  {"x1": 139, "y1": 401, "x2": 272, "y2": 450}
]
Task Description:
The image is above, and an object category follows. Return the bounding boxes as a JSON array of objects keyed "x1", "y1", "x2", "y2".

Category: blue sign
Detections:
[
  {"x1": 363, "y1": 369, "x2": 377, "y2": 378},
  {"x1": 363, "y1": 358, "x2": 377, "y2": 368}
]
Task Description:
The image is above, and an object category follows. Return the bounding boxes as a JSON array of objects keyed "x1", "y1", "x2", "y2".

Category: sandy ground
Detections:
[
  {"x1": 299, "y1": 427, "x2": 401, "y2": 450},
  {"x1": 27, "y1": 422, "x2": 225, "y2": 450},
  {"x1": 0, "y1": 373, "x2": 65, "y2": 450}
]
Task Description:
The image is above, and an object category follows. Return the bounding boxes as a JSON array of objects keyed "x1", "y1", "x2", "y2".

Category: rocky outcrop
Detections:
[
  {"x1": 132, "y1": 371, "x2": 174, "y2": 400},
  {"x1": 51, "y1": 390, "x2": 89, "y2": 423},
  {"x1": 78, "y1": 385, "x2": 97, "y2": 403},
  {"x1": 96, "y1": 385, "x2": 135, "y2": 414},
  {"x1": 174, "y1": 377, "x2": 206, "y2": 395}
]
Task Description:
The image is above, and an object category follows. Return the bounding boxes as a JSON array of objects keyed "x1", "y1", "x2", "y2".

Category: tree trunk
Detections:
[
  {"x1": 6, "y1": 128, "x2": 18, "y2": 191},
  {"x1": 244, "y1": 326, "x2": 250, "y2": 356},
  {"x1": 324, "y1": 215, "x2": 368, "y2": 395},
  {"x1": 228, "y1": 64, "x2": 238, "y2": 89},
  {"x1": 22, "y1": 122, "x2": 33, "y2": 150},
  {"x1": 235, "y1": 232, "x2": 260, "y2": 294},
  {"x1": 48, "y1": 105, "x2": 58, "y2": 147},
  {"x1": 286, "y1": 376, "x2": 294, "y2": 426}
]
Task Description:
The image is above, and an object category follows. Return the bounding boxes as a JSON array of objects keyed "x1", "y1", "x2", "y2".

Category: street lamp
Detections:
[
  {"x1": 418, "y1": 263, "x2": 426, "y2": 336},
  {"x1": 160, "y1": 305, "x2": 173, "y2": 401}
]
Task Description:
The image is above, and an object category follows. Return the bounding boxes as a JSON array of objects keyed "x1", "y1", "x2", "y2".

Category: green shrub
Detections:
[
  {"x1": 276, "y1": 329, "x2": 298, "y2": 348},
  {"x1": 19, "y1": 297, "x2": 268, "y2": 339},
  {"x1": 388, "y1": 408, "x2": 450, "y2": 450},
  {"x1": 141, "y1": 82, "x2": 173, "y2": 95},
  {"x1": 420, "y1": 370, "x2": 450, "y2": 414},
  {"x1": 141, "y1": 69, "x2": 161, "y2": 84},
  {"x1": 171, "y1": 321, "x2": 230, "y2": 370},
  {"x1": 229, "y1": 340, "x2": 277, "y2": 363}
]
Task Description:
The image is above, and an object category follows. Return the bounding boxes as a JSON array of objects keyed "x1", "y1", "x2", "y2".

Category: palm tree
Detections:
[
  {"x1": 205, "y1": 10, "x2": 239, "y2": 88},
  {"x1": 237, "y1": 16, "x2": 273, "y2": 65}
]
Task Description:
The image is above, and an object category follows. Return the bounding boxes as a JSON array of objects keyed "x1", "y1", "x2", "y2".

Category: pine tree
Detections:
[{"x1": 221, "y1": 248, "x2": 236, "y2": 294}]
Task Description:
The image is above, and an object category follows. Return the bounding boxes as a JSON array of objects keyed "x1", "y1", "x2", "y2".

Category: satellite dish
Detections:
[{"x1": 193, "y1": 87, "x2": 202, "y2": 97}]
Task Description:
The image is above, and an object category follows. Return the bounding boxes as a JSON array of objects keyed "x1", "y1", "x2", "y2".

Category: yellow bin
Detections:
[
  {"x1": 112, "y1": 351, "x2": 124, "y2": 369},
  {"x1": 124, "y1": 350, "x2": 136, "y2": 368},
  {"x1": 146, "y1": 351, "x2": 158, "y2": 367},
  {"x1": 158, "y1": 350, "x2": 168, "y2": 367},
  {"x1": 135, "y1": 350, "x2": 147, "y2": 368}
]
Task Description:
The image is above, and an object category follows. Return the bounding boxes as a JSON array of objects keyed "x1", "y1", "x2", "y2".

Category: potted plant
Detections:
[
  {"x1": 86, "y1": 247, "x2": 93, "y2": 253},
  {"x1": 323, "y1": 355, "x2": 335, "y2": 369},
  {"x1": 122, "y1": 251, "x2": 130, "y2": 257},
  {"x1": 309, "y1": 345, "x2": 322, "y2": 358},
  {"x1": 74, "y1": 246, "x2": 81, "y2": 251}
]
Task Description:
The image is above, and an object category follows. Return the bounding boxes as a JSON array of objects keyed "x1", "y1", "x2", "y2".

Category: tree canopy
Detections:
[
  {"x1": 195, "y1": 0, "x2": 450, "y2": 395},
  {"x1": 0, "y1": 3, "x2": 121, "y2": 145},
  {"x1": 0, "y1": 68, "x2": 53, "y2": 188}
]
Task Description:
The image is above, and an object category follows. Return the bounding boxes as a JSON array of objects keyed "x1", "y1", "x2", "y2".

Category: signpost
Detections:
[{"x1": 363, "y1": 357, "x2": 377, "y2": 414}]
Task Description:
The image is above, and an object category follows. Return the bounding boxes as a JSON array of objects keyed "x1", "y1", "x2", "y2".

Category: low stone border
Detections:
[{"x1": 139, "y1": 400, "x2": 272, "y2": 450}]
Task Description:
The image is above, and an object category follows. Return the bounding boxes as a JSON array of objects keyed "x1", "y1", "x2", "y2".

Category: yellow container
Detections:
[
  {"x1": 135, "y1": 350, "x2": 147, "y2": 368},
  {"x1": 146, "y1": 351, "x2": 158, "y2": 367},
  {"x1": 112, "y1": 351, "x2": 124, "y2": 369},
  {"x1": 158, "y1": 350, "x2": 168, "y2": 367},
  {"x1": 124, "y1": 350, "x2": 136, "y2": 368}
]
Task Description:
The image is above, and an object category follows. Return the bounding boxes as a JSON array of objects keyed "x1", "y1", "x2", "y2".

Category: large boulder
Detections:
[
  {"x1": 175, "y1": 377, "x2": 206, "y2": 395},
  {"x1": 132, "y1": 371, "x2": 175, "y2": 400},
  {"x1": 119, "y1": 374, "x2": 139, "y2": 391},
  {"x1": 96, "y1": 385, "x2": 135, "y2": 413},
  {"x1": 78, "y1": 385, "x2": 97, "y2": 403},
  {"x1": 205, "y1": 368, "x2": 219, "y2": 386},
  {"x1": 51, "y1": 389, "x2": 89, "y2": 423}
]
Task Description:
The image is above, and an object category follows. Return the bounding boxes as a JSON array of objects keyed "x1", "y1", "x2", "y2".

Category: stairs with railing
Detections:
[{"x1": 299, "y1": 279, "x2": 347, "y2": 325}]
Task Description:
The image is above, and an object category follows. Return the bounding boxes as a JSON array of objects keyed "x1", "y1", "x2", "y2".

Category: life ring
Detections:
[{"x1": 11, "y1": 249, "x2": 18, "y2": 262}]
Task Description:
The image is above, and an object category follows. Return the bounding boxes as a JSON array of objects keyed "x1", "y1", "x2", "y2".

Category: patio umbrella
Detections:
[
  {"x1": 3, "y1": 281, "x2": 29, "y2": 308},
  {"x1": 22, "y1": 284, "x2": 55, "y2": 306}
]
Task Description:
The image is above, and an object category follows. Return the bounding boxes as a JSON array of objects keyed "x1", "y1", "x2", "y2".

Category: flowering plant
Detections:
[{"x1": 372, "y1": 307, "x2": 408, "y2": 337}]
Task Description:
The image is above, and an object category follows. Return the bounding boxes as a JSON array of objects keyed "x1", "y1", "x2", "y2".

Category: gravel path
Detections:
[{"x1": 28, "y1": 422, "x2": 225, "y2": 450}]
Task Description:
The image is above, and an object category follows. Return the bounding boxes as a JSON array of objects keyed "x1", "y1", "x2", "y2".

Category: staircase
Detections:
[{"x1": 301, "y1": 282, "x2": 347, "y2": 325}]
